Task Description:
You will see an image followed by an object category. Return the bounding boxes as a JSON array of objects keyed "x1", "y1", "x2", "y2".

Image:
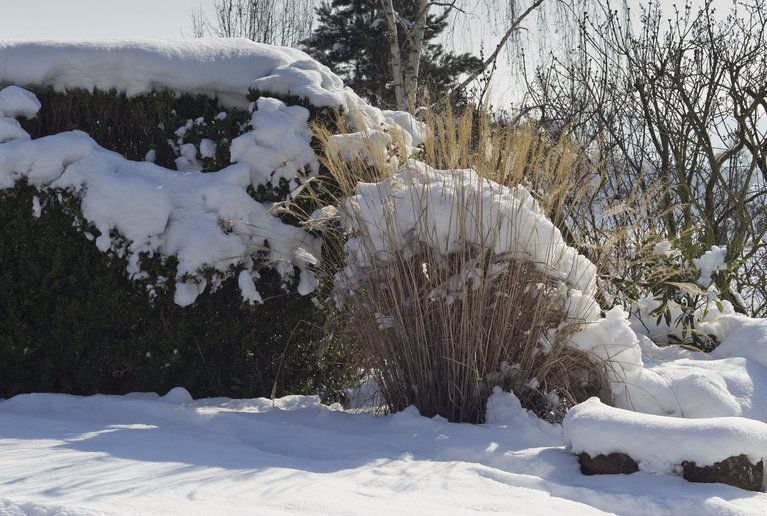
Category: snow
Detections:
[
  {"x1": 237, "y1": 269, "x2": 263, "y2": 305},
  {"x1": 0, "y1": 39, "x2": 332, "y2": 110},
  {"x1": 0, "y1": 118, "x2": 29, "y2": 144},
  {"x1": 569, "y1": 307, "x2": 767, "y2": 420},
  {"x1": 338, "y1": 161, "x2": 597, "y2": 299},
  {"x1": 0, "y1": 85, "x2": 41, "y2": 118},
  {"x1": 2, "y1": 386, "x2": 767, "y2": 515},
  {"x1": 694, "y1": 245, "x2": 728, "y2": 287},
  {"x1": 564, "y1": 397, "x2": 767, "y2": 471},
  {"x1": 710, "y1": 316, "x2": 767, "y2": 368},
  {"x1": 0, "y1": 128, "x2": 320, "y2": 306},
  {"x1": 198, "y1": 138, "x2": 216, "y2": 159},
  {"x1": 230, "y1": 97, "x2": 319, "y2": 194},
  {"x1": 568, "y1": 306, "x2": 644, "y2": 399}
]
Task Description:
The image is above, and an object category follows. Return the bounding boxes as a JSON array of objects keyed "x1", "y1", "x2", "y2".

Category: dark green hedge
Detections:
[{"x1": 0, "y1": 88, "x2": 357, "y2": 401}]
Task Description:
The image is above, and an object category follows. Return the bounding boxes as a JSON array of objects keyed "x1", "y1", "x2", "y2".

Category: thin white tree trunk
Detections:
[
  {"x1": 381, "y1": 0, "x2": 407, "y2": 110},
  {"x1": 403, "y1": 0, "x2": 429, "y2": 108}
]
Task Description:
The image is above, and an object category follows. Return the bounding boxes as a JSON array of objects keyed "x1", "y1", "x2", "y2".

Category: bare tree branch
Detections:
[{"x1": 445, "y1": 0, "x2": 545, "y2": 102}]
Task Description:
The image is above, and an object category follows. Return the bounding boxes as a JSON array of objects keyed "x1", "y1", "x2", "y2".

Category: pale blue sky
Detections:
[
  {"x1": 0, "y1": 1, "x2": 708, "y2": 40},
  {"x1": 0, "y1": 0, "x2": 205, "y2": 39}
]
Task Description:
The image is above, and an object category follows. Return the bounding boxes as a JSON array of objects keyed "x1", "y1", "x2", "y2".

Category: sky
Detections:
[
  {"x1": 0, "y1": 0, "x2": 203, "y2": 39},
  {"x1": 0, "y1": 1, "x2": 715, "y2": 41}
]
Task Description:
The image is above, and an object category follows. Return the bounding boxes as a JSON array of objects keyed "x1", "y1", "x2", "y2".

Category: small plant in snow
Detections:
[{"x1": 627, "y1": 240, "x2": 735, "y2": 351}]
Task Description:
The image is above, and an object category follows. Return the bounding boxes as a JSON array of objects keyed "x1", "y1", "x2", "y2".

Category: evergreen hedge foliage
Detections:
[{"x1": 0, "y1": 88, "x2": 357, "y2": 401}]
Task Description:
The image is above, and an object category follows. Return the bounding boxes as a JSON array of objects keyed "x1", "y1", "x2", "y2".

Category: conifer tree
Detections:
[{"x1": 302, "y1": 0, "x2": 482, "y2": 110}]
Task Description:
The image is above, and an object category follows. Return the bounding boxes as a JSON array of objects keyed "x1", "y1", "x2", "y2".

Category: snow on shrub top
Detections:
[
  {"x1": 0, "y1": 38, "x2": 425, "y2": 143},
  {"x1": 564, "y1": 397, "x2": 767, "y2": 471},
  {"x1": 0, "y1": 88, "x2": 319, "y2": 307},
  {"x1": 0, "y1": 40, "x2": 429, "y2": 306},
  {"x1": 339, "y1": 160, "x2": 598, "y2": 298},
  {"x1": 0, "y1": 39, "x2": 338, "y2": 110}
]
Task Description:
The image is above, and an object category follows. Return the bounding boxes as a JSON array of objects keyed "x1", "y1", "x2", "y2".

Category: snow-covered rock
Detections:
[{"x1": 564, "y1": 397, "x2": 767, "y2": 474}]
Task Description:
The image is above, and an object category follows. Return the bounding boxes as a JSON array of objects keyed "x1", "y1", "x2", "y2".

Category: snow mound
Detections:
[
  {"x1": 161, "y1": 387, "x2": 194, "y2": 404},
  {"x1": 710, "y1": 315, "x2": 767, "y2": 368},
  {"x1": 567, "y1": 309, "x2": 767, "y2": 420},
  {"x1": 568, "y1": 306, "x2": 644, "y2": 399},
  {"x1": 564, "y1": 397, "x2": 767, "y2": 473}
]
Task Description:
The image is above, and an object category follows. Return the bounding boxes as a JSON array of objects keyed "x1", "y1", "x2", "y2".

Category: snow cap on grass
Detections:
[
  {"x1": 564, "y1": 397, "x2": 767, "y2": 473},
  {"x1": 339, "y1": 160, "x2": 597, "y2": 298}
]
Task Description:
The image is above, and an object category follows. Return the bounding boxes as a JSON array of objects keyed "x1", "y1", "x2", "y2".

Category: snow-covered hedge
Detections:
[
  {"x1": 0, "y1": 39, "x2": 419, "y2": 399},
  {"x1": 0, "y1": 39, "x2": 422, "y2": 304}
]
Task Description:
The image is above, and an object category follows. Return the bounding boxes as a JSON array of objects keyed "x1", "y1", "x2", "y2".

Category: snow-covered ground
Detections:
[{"x1": 0, "y1": 386, "x2": 765, "y2": 516}]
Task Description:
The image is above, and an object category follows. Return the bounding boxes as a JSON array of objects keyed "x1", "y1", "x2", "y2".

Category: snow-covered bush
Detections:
[
  {"x1": 0, "y1": 181, "x2": 345, "y2": 398},
  {"x1": 312, "y1": 111, "x2": 611, "y2": 423},
  {"x1": 0, "y1": 39, "x2": 413, "y2": 399}
]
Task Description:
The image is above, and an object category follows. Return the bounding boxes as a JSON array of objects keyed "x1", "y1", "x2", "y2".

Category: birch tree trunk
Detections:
[
  {"x1": 403, "y1": 0, "x2": 430, "y2": 108},
  {"x1": 381, "y1": 0, "x2": 407, "y2": 110}
]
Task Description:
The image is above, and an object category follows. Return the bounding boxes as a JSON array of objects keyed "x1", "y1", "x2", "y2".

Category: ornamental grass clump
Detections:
[{"x1": 310, "y1": 109, "x2": 612, "y2": 423}]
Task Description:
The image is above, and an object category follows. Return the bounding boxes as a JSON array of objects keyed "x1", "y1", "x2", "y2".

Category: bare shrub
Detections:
[{"x1": 524, "y1": 0, "x2": 767, "y2": 316}]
